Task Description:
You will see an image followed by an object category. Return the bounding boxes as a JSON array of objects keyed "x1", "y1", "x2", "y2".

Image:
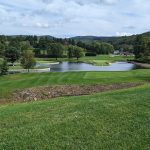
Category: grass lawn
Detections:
[
  {"x1": 0, "y1": 84, "x2": 150, "y2": 150},
  {"x1": 9, "y1": 65, "x2": 23, "y2": 70},
  {"x1": 36, "y1": 60, "x2": 59, "y2": 64},
  {"x1": 84, "y1": 60, "x2": 113, "y2": 66},
  {"x1": 0, "y1": 69, "x2": 150, "y2": 98},
  {"x1": 0, "y1": 62, "x2": 150, "y2": 150},
  {"x1": 8, "y1": 60, "x2": 56, "y2": 71},
  {"x1": 9, "y1": 64, "x2": 50, "y2": 70}
]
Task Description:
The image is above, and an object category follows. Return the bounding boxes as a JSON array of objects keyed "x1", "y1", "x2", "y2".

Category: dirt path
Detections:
[{"x1": 6, "y1": 83, "x2": 142, "y2": 103}]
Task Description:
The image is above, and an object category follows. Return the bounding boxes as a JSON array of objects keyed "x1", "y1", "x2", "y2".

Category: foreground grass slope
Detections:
[
  {"x1": 0, "y1": 69, "x2": 150, "y2": 98},
  {"x1": 0, "y1": 84, "x2": 150, "y2": 150}
]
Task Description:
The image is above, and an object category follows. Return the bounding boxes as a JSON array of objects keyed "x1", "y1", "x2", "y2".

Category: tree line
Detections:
[
  {"x1": 0, "y1": 35, "x2": 114, "y2": 58},
  {"x1": 134, "y1": 35, "x2": 150, "y2": 63}
]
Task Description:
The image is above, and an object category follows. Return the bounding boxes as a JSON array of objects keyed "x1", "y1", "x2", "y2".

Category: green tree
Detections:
[
  {"x1": 21, "y1": 51, "x2": 36, "y2": 72},
  {"x1": 0, "y1": 59, "x2": 8, "y2": 75},
  {"x1": 74, "y1": 46, "x2": 85, "y2": 60},
  {"x1": 134, "y1": 35, "x2": 150, "y2": 59},
  {"x1": 68, "y1": 46, "x2": 75, "y2": 58},
  {"x1": 89, "y1": 42, "x2": 114, "y2": 54},
  {"x1": 50, "y1": 43, "x2": 64, "y2": 60},
  {"x1": 67, "y1": 46, "x2": 85, "y2": 60},
  {"x1": 20, "y1": 41, "x2": 33, "y2": 52},
  {"x1": 9, "y1": 39, "x2": 21, "y2": 50},
  {"x1": 4, "y1": 47, "x2": 20, "y2": 66},
  {"x1": 0, "y1": 42, "x2": 5, "y2": 57},
  {"x1": 100, "y1": 42, "x2": 114, "y2": 54}
]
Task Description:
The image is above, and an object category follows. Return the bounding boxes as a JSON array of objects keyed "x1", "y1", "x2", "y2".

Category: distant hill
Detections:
[
  {"x1": 71, "y1": 32, "x2": 150, "y2": 50},
  {"x1": 38, "y1": 35, "x2": 55, "y2": 39},
  {"x1": 71, "y1": 36, "x2": 98, "y2": 41},
  {"x1": 71, "y1": 35, "x2": 136, "y2": 43},
  {"x1": 4, "y1": 31, "x2": 150, "y2": 41},
  {"x1": 7, "y1": 35, "x2": 55, "y2": 40},
  {"x1": 141, "y1": 31, "x2": 150, "y2": 36},
  {"x1": 71, "y1": 32, "x2": 150, "y2": 42}
]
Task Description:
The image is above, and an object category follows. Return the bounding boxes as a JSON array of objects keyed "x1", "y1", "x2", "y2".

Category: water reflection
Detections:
[{"x1": 49, "y1": 62, "x2": 135, "y2": 72}]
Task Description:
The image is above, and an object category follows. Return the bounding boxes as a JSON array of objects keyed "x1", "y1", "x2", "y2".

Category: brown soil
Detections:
[{"x1": 9, "y1": 83, "x2": 142, "y2": 103}]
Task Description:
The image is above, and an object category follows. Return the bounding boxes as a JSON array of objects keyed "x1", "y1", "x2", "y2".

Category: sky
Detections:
[{"x1": 0, "y1": 0, "x2": 150, "y2": 37}]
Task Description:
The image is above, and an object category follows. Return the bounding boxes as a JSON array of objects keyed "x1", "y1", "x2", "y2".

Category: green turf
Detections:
[
  {"x1": 0, "y1": 58, "x2": 150, "y2": 150},
  {"x1": 9, "y1": 63, "x2": 50, "y2": 70},
  {"x1": 0, "y1": 84, "x2": 150, "y2": 150},
  {"x1": 36, "y1": 60, "x2": 58, "y2": 64},
  {"x1": 82, "y1": 59, "x2": 113, "y2": 66},
  {"x1": 0, "y1": 69, "x2": 150, "y2": 98}
]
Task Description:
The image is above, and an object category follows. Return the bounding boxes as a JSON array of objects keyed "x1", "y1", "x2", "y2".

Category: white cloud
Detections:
[
  {"x1": 41, "y1": 0, "x2": 119, "y2": 5},
  {"x1": 22, "y1": 22, "x2": 50, "y2": 28},
  {"x1": 0, "y1": 0, "x2": 150, "y2": 37},
  {"x1": 116, "y1": 32, "x2": 132, "y2": 36}
]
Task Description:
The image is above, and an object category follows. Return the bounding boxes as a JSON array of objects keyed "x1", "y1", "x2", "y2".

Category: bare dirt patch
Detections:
[{"x1": 10, "y1": 83, "x2": 142, "y2": 103}]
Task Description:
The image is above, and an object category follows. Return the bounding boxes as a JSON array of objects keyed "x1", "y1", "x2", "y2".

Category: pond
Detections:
[{"x1": 49, "y1": 62, "x2": 136, "y2": 72}]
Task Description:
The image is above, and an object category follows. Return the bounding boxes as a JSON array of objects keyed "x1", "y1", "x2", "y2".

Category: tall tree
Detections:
[
  {"x1": 134, "y1": 35, "x2": 150, "y2": 59},
  {"x1": 0, "y1": 59, "x2": 8, "y2": 75},
  {"x1": 20, "y1": 41, "x2": 33, "y2": 52},
  {"x1": 74, "y1": 46, "x2": 85, "y2": 60},
  {"x1": 67, "y1": 46, "x2": 85, "y2": 60},
  {"x1": 4, "y1": 47, "x2": 20, "y2": 66},
  {"x1": 68, "y1": 46, "x2": 75, "y2": 58},
  {"x1": 0, "y1": 42, "x2": 5, "y2": 57},
  {"x1": 50, "y1": 43, "x2": 64, "y2": 60},
  {"x1": 21, "y1": 51, "x2": 36, "y2": 72}
]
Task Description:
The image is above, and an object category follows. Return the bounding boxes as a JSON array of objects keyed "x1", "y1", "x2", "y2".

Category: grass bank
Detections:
[{"x1": 0, "y1": 84, "x2": 150, "y2": 150}]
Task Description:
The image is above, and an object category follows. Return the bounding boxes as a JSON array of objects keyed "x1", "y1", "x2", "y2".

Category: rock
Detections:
[
  {"x1": 34, "y1": 97, "x2": 37, "y2": 101},
  {"x1": 22, "y1": 92, "x2": 31, "y2": 100}
]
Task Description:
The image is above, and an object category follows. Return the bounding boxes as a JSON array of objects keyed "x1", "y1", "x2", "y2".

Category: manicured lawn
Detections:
[
  {"x1": 36, "y1": 60, "x2": 58, "y2": 64},
  {"x1": 0, "y1": 66, "x2": 150, "y2": 149},
  {"x1": 0, "y1": 84, "x2": 150, "y2": 150},
  {"x1": 9, "y1": 66, "x2": 50, "y2": 70},
  {"x1": 80, "y1": 55, "x2": 134, "y2": 61},
  {"x1": 9, "y1": 65, "x2": 23, "y2": 70},
  {"x1": 0, "y1": 69, "x2": 150, "y2": 98},
  {"x1": 83, "y1": 59, "x2": 113, "y2": 66},
  {"x1": 9, "y1": 63, "x2": 50, "y2": 70}
]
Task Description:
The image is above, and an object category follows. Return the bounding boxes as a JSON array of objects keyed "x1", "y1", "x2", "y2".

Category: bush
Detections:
[{"x1": 85, "y1": 52, "x2": 97, "y2": 56}]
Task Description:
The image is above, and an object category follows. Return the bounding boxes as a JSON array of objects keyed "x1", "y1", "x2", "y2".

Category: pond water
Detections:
[{"x1": 48, "y1": 62, "x2": 135, "y2": 72}]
